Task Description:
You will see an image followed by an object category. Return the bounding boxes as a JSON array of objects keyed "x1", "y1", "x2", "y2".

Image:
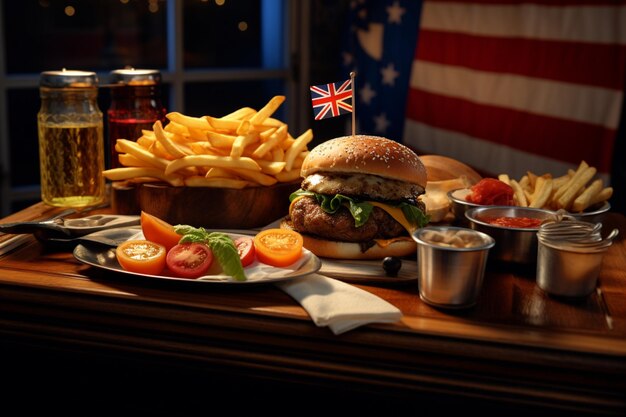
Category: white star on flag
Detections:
[
  {"x1": 374, "y1": 113, "x2": 390, "y2": 133},
  {"x1": 380, "y1": 62, "x2": 400, "y2": 86},
  {"x1": 387, "y1": 1, "x2": 406, "y2": 24},
  {"x1": 359, "y1": 83, "x2": 377, "y2": 105}
]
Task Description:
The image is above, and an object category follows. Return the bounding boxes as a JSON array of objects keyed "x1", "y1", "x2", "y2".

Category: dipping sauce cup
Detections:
[
  {"x1": 465, "y1": 206, "x2": 555, "y2": 264},
  {"x1": 412, "y1": 226, "x2": 495, "y2": 309}
]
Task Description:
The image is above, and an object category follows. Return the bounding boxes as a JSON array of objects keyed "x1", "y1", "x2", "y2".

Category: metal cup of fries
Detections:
[{"x1": 498, "y1": 160, "x2": 613, "y2": 216}]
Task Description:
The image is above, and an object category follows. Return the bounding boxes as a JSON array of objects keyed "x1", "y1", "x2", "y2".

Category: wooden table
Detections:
[{"x1": 1, "y1": 203, "x2": 625, "y2": 415}]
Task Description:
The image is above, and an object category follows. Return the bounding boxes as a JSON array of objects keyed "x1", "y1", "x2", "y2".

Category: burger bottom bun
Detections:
[{"x1": 280, "y1": 218, "x2": 416, "y2": 260}]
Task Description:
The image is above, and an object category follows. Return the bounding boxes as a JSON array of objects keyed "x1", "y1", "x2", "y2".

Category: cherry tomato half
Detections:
[
  {"x1": 234, "y1": 236, "x2": 256, "y2": 267},
  {"x1": 140, "y1": 211, "x2": 182, "y2": 252},
  {"x1": 253, "y1": 229, "x2": 303, "y2": 267},
  {"x1": 116, "y1": 240, "x2": 167, "y2": 276},
  {"x1": 166, "y1": 242, "x2": 214, "y2": 279}
]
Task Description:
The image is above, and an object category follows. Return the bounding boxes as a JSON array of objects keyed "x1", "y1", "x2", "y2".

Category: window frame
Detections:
[{"x1": 0, "y1": 0, "x2": 312, "y2": 216}]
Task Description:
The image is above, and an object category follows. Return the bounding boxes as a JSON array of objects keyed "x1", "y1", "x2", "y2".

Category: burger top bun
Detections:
[
  {"x1": 420, "y1": 154, "x2": 482, "y2": 184},
  {"x1": 301, "y1": 135, "x2": 427, "y2": 189}
]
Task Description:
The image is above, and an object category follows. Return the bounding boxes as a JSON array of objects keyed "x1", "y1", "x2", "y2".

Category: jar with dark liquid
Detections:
[
  {"x1": 107, "y1": 69, "x2": 167, "y2": 169},
  {"x1": 37, "y1": 70, "x2": 105, "y2": 208}
]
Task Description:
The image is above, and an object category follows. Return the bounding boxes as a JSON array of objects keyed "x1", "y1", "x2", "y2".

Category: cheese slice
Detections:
[
  {"x1": 368, "y1": 201, "x2": 418, "y2": 235},
  {"x1": 288, "y1": 195, "x2": 307, "y2": 218}
]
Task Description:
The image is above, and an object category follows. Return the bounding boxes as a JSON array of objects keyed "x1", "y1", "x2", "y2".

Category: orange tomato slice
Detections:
[
  {"x1": 140, "y1": 211, "x2": 181, "y2": 251},
  {"x1": 116, "y1": 240, "x2": 166, "y2": 275},
  {"x1": 253, "y1": 228, "x2": 303, "y2": 267}
]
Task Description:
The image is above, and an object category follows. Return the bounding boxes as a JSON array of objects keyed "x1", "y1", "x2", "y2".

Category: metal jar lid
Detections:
[
  {"x1": 110, "y1": 68, "x2": 161, "y2": 86},
  {"x1": 537, "y1": 218, "x2": 618, "y2": 253},
  {"x1": 39, "y1": 69, "x2": 98, "y2": 88}
]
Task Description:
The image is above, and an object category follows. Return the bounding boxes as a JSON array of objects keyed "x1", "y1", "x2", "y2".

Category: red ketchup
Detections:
[
  {"x1": 466, "y1": 178, "x2": 514, "y2": 206},
  {"x1": 483, "y1": 216, "x2": 542, "y2": 228}
]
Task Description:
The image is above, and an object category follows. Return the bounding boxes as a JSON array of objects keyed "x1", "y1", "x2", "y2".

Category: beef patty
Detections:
[{"x1": 289, "y1": 196, "x2": 406, "y2": 242}]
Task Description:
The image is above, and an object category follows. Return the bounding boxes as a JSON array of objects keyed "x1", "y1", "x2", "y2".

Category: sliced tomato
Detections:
[
  {"x1": 116, "y1": 240, "x2": 166, "y2": 275},
  {"x1": 140, "y1": 211, "x2": 181, "y2": 251},
  {"x1": 166, "y1": 242, "x2": 214, "y2": 279},
  {"x1": 234, "y1": 236, "x2": 256, "y2": 267},
  {"x1": 253, "y1": 229, "x2": 303, "y2": 267}
]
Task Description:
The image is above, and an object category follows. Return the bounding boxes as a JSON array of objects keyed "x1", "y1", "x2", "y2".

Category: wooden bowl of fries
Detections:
[
  {"x1": 138, "y1": 181, "x2": 300, "y2": 229},
  {"x1": 103, "y1": 95, "x2": 313, "y2": 228}
]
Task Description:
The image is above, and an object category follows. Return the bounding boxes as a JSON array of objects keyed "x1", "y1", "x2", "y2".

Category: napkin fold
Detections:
[{"x1": 276, "y1": 273, "x2": 402, "y2": 335}]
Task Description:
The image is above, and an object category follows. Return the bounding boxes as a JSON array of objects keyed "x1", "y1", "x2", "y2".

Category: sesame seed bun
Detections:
[{"x1": 300, "y1": 135, "x2": 427, "y2": 189}]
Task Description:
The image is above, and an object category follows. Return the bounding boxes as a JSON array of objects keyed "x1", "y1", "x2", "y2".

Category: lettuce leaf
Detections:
[{"x1": 289, "y1": 189, "x2": 429, "y2": 229}]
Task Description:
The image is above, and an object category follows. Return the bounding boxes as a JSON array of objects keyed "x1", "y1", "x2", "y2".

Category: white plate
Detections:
[{"x1": 73, "y1": 228, "x2": 321, "y2": 284}]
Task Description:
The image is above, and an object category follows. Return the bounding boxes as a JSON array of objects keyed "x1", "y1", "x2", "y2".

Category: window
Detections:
[{"x1": 0, "y1": 0, "x2": 323, "y2": 215}]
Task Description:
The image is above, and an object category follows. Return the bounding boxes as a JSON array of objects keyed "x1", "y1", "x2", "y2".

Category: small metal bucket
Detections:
[
  {"x1": 536, "y1": 240, "x2": 609, "y2": 297},
  {"x1": 536, "y1": 220, "x2": 617, "y2": 297},
  {"x1": 413, "y1": 226, "x2": 495, "y2": 309}
]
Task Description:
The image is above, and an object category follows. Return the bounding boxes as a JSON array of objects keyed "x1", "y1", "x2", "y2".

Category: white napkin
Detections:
[{"x1": 276, "y1": 273, "x2": 402, "y2": 335}]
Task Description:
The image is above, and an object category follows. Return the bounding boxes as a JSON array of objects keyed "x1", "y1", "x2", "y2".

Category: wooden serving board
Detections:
[{"x1": 319, "y1": 257, "x2": 417, "y2": 283}]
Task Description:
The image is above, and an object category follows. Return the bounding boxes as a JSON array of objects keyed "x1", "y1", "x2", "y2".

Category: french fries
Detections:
[
  {"x1": 497, "y1": 160, "x2": 612, "y2": 212},
  {"x1": 103, "y1": 95, "x2": 312, "y2": 188}
]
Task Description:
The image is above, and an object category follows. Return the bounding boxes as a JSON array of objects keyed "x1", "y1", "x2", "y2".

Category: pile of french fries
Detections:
[
  {"x1": 498, "y1": 161, "x2": 613, "y2": 213},
  {"x1": 103, "y1": 95, "x2": 312, "y2": 188}
]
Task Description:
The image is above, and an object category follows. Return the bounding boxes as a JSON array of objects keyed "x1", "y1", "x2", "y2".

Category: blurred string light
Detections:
[
  {"x1": 238, "y1": 21, "x2": 248, "y2": 32},
  {"x1": 40, "y1": 0, "x2": 165, "y2": 14},
  {"x1": 215, "y1": 0, "x2": 226, "y2": 5}
]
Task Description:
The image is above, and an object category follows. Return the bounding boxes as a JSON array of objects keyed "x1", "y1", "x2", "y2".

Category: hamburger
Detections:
[{"x1": 280, "y1": 135, "x2": 429, "y2": 259}]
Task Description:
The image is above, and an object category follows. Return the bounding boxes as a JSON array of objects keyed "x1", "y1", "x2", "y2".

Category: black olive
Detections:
[{"x1": 382, "y1": 256, "x2": 402, "y2": 277}]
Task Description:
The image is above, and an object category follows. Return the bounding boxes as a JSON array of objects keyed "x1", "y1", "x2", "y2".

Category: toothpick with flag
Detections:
[{"x1": 310, "y1": 72, "x2": 357, "y2": 136}]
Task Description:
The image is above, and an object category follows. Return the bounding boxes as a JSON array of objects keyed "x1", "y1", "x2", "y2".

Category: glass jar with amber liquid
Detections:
[
  {"x1": 107, "y1": 68, "x2": 167, "y2": 169},
  {"x1": 37, "y1": 70, "x2": 105, "y2": 208}
]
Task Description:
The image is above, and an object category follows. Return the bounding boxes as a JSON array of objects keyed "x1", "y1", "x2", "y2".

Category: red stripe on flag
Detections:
[
  {"x1": 405, "y1": 88, "x2": 615, "y2": 172},
  {"x1": 416, "y1": 30, "x2": 626, "y2": 90}
]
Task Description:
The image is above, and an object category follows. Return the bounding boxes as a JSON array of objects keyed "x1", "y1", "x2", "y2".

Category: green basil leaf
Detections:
[
  {"x1": 178, "y1": 233, "x2": 205, "y2": 244},
  {"x1": 173, "y1": 226, "x2": 246, "y2": 281},
  {"x1": 172, "y1": 224, "x2": 198, "y2": 236},
  {"x1": 174, "y1": 225, "x2": 208, "y2": 243},
  {"x1": 207, "y1": 232, "x2": 246, "y2": 281}
]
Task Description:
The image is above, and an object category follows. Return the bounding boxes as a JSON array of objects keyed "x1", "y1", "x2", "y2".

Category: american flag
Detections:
[
  {"x1": 310, "y1": 79, "x2": 353, "y2": 120},
  {"x1": 403, "y1": 0, "x2": 626, "y2": 183},
  {"x1": 341, "y1": 0, "x2": 422, "y2": 141},
  {"x1": 342, "y1": 0, "x2": 625, "y2": 211}
]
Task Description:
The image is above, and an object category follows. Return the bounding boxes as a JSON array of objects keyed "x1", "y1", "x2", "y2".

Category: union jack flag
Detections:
[{"x1": 310, "y1": 78, "x2": 353, "y2": 120}]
